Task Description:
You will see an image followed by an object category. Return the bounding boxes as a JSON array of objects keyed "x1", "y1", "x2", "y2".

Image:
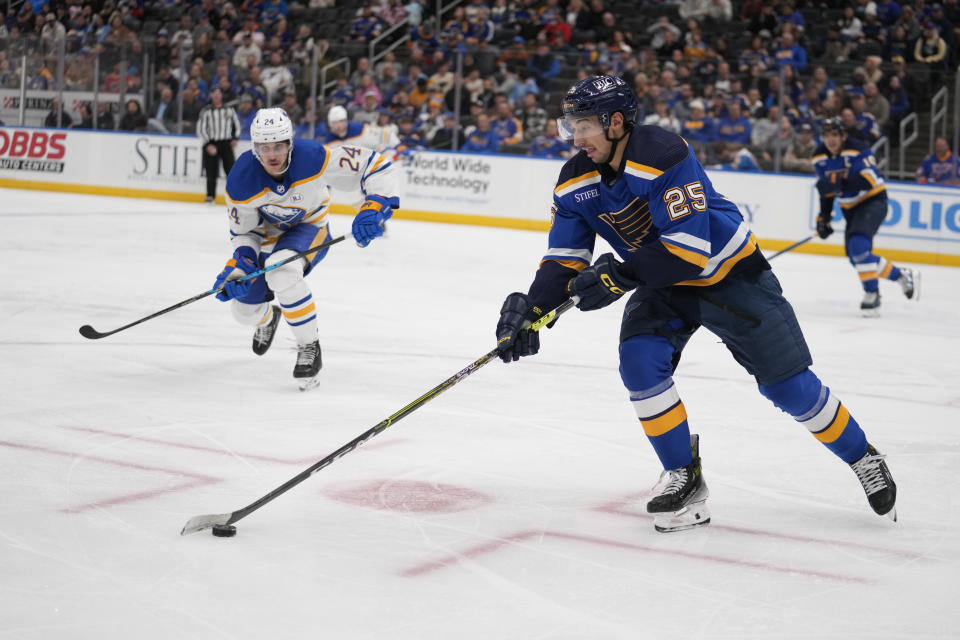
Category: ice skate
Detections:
[
  {"x1": 647, "y1": 434, "x2": 710, "y2": 532},
  {"x1": 252, "y1": 305, "x2": 281, "y2": 356},
  {"x1": 850, "y1": 443, "x2": 897, "y2": 521},
  {"x1": 897, "y1": 268, "x2": 919, "y2": 301},
  {"x1": 860, "y1": 291, "x2": 880, "y2": 317},
  {"x1": 294, "y1": 340, "x2": 322, "y2": 391}
]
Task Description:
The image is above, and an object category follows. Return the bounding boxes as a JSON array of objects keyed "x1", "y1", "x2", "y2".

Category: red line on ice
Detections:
[
  {"x1": 60, "y1": 425, "x2": 402, "y2": 464},
  {"x1": 400, "y1": 528, "x2": 872, "y2": 583},
  {"x1": 592, "y1": 495, "x2": 920, "y2": 559},
  {"x1": 0, "y1": 439, "x2": 220, "y2": 511}
]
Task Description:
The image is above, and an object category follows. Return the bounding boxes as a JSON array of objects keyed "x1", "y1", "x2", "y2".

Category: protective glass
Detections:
[{"x1": 556, "y1": 116, "x2": 604, "y2": 141}]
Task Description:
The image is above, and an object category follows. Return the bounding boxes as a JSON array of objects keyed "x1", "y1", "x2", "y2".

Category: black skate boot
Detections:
[
  {"x1": 293, "y1": 340, "x2": 322, "y2": 391},
  {"x1": 897, "y1": 268, "x2": 918, "y2": 300},
  {"x1": 860, "y1": 290, "x2": 881, "y2": 316},
  {"x1": 647, "y1": 434, "x2": 710, "y2": 532},
  {"x1": 850, "y1": 443, "x2": 897, "y2": 521},
  {"x1": 252, "y1": 305, "x2": 281, "y2": 356}
]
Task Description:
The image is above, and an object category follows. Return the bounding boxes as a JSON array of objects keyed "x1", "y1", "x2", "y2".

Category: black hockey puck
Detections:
[{"x1": 211, "y1": 524, "x2": 237, "y2": 538}]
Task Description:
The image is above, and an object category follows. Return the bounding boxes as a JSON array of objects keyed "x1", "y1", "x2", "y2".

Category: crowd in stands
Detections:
[{"x1": 3, "y1": 0, "x2": 960, "y2": 178}]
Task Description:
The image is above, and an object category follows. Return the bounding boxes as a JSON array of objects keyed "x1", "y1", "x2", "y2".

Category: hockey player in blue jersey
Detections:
[
  {"x1": 494, "y1": 76, "x2": 897, "y2": 531},
  {"x1": 813, "y1": 116, "x2": 916, "y2": 314},
  {"x1": 212, "y1": 108, "x2": 399, "y2": 390}
]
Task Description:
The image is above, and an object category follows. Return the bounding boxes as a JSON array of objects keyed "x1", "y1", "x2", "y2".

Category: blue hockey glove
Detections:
[
  {"x1": 567, "y1": 253, "x2": 639, "y2": 311},
  {"x1": 816, "y1": 213, "x2": 834, "y2": 239},
  {"x1": 495, "y1": 292, "x2": 542, "y2": 363},
  {"x1": 213, "y1": 246, "x2": 259, "y2": 301},
  {"x1": 352, "y1": 194, "x2": 398, "y2": 247}
]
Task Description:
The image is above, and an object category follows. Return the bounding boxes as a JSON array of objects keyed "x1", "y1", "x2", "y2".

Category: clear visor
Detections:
[
  {"x1": 254, "y1": 140, "x2": 290, "y2": 156},
  {"x1": 556, "y1": 116, "x2": 605, "y2": 141}
]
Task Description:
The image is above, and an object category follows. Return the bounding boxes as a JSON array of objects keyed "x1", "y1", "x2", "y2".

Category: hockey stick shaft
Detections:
[
  {"x1": 766, "y1": 234, "x2": 816, "y2": 261},
  {"x1": 180, "y1": 297, "x2": 577, "y2": 535},
  {"x1": 79, "y1": 234, "x2": 348, "y2": 339}
]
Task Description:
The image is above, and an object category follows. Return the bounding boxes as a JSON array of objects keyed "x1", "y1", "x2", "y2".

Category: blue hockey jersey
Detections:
[
  {"x1": 530, "y1": 125, "x2": 766, "y2": 306},
  {"x1": 812, "y1": 136, "x2": 886, "y2": 210}
]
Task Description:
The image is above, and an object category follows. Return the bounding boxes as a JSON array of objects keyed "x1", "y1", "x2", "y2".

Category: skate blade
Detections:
[
  {"x1": 653, "y1": 501, "x2": 711, "y2": 533},
  {"x1": 885, "y1": 507, "x2": 898, "y2": 522},
  {"x1": 912, "y1": 272, "x2": 921, "y2": 301},
  {"x1": 861, "y1": 307, "x2": 881, "y2": 318},
  {"x1": 297, "y1": 375, "x2": 321, "y2": 392}
]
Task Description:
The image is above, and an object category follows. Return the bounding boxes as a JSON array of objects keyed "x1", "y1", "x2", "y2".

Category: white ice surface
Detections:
[{"x1": 1, "y1": 188, "x2": 959, "y2": 639}]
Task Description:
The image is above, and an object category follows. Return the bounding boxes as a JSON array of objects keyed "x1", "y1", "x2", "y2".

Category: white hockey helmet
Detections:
[
  {"x1": 251, "y1": 107, "x2": 294, "y2": 173},
  {"x1": 327, "y1": 105, "x2": 348, "y2": 124}
]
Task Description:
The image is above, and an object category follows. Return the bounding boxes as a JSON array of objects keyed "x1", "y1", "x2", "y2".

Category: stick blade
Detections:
[
  {"x1": 78, "y1": 325, "x2": 106, "y2": 340},
  {"x1": 181, "y1": 512, "x2": 233, "y2": 535}
]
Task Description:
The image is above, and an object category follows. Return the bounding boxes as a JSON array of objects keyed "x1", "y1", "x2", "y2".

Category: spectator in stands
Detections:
[
  {"x1": 876, "y1": 0, "x2": 902, "y2": 26},
  {"x1": 854, "y1": 55, "x2": 884, "y2": 86},
  {"x1": 235, "y1": 93, "x2": 256, "y2": 138},
  {"x1": 118, "y1": 99, "x2": 147, "y2": 131},
  {"x1": 717, "y1": 142, "x2": 761, "y2": 171},
  {"x1": 751, "y1": 104, "x2": 781, "y2": 150},
  {"x1": 429, "y1": 111, "x2": 458, "y2": 150},
  {"x1": 643, "y1": 97, "x2": 682, "y2": 133},
  {"x1": 782, "y1": 121, "x2": 818, "y2": 173},
  {"x1": 885, "y1": 24, "x2": 912, "y2": 60},
  {"x1": 233, "y1": 32, "x2": 261, "y2": 70},
  {"x1": 528, "y1": 119, "x2": 572, "y2": 159},
  {"x1": 94, "y1": 101, "x2": 114, "y2": 131},
  {"x1": 646, "y1": 15, "x2": 681, "y2": 49},
  {"x1": 461, "y1": 113, "x2": 500, "y2": 153},
  {"x1": 656, "y1": 26, "x2": 685, "y2": 59},
  {"x1": 739, "y1": 35, "x2": 773, "y2": 72},
  {"x1": 777, "y1": 0, "x2": 805, "y2": 35},
  {"x1": 44, "y1": 97, "x2": 72, "y2": 128},
  {"x1": 519, "y1": 92, "x2": 548, "y2": 141},
  {"x1": 849, "y1": 89, "x2": 883, "y2": 141},
  {"x1": 64, "y1": 50, "x2": 94, "y2": 90},
  {"x1": 527, "y1": 43, "x2": 562, "y2": 92},
  {"x1": 428, "y1": 60, "x2": 455, "y2": 96},
  {"x1": 914, "y1": 21, "x2": 949, "y2": 79},
  {"x1": 749, "y1": 3, "x2": 778, "y2": 38},
  {"x1": 894, "y1": 5, "x2": 923, "y2": 43},
  {"x1": 885, "y1": 74, "x2": 910, "y2": 126},
  {"x1": 916, "y1": 136, "x2": 960, "y2": 185},
  {"x1": 261, "y1": 50, "x2": 294, "y2": 103},
  {"x1": 177, "y1": 88, "x2": 203, "y2": 134},
  {"x1": 71, "y1": 102, "x2": 95, "y2": 129},
  {"x1": 396, "y1": 113, "x2": 426, "y2": 151},
  {"x1": 774, "y1": 31, "x2": 807, "y2": 72},
  {"x1": 715, "y1": 98, "x2": 751, "y2": 144},
  {"x1": 350, "y1": 5, "x2": 383, "y2": 41},
  {"x1": 863, "y1": 81, "x2": 890, "y2": 128},
  {"x1": 355, "y1": 90, "x2": 383, "y2": 124},
  {"x1": 680, "y1": 98, "x2": 714, "y2": 145},
  {"x1": 40, "y1": 12, "x2": 66, "y2": 46},
  {"x1": 491, "y1": 102, "x2": 524, "y2": 147},
  {"x1": 840, "y1": 106, "x2": 872, "y2": 143},
  {"x1": 542, "y1": 11, "x2": 571, "y2": 47},
  {"x1": 281, "y1": 89, "x2": 303, "y2": 125}
]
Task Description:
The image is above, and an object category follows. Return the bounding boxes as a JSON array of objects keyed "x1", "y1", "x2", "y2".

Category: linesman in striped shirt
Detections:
[{"x1": 197, "y1": 86, "x2": 241, "y2": 203}]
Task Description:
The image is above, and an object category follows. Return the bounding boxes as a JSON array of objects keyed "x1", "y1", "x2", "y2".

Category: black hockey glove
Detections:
[
  {"x1": 567, "y1": 253, "x2": 639, "y2": 311},
  {"x1": 495, "y1": 292, "x2": 542, "y2": 363},
  {"x1": 816, "y1": 213, "x2": 834, "y2": 240}
]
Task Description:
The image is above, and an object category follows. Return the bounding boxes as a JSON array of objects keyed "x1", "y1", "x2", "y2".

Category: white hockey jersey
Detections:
[{"x1": 224, "y1": 138, "x2": 398, "y2": 255}]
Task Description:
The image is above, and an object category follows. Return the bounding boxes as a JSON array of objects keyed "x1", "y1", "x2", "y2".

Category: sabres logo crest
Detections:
[{"x1": 259, "y1": 203, "x2": 307, "y2": 223}]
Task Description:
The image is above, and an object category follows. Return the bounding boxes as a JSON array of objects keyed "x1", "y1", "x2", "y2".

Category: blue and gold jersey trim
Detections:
[{"x1": 554, "y1": 171, "x2": 601, "y2": 197}]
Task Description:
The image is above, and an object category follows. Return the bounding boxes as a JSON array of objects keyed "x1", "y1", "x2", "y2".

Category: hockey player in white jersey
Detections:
[
  {"x1": 323, "y1": 105, "x2": 401, "y2": 158},
  {"x1": 212, "y1": 108, "x2": 399, "y2": 389}
]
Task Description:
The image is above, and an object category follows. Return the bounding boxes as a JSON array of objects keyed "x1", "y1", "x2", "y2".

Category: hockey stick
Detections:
[
  {"x1": 180, "y1": 297, "x2": 577, "y2": 535},
  {"x1": 78, "y1": 234, "x2": 348, "y2": 340},
  {"x1": 765, "y1": 234, "x2": 817, "y2": 261}
]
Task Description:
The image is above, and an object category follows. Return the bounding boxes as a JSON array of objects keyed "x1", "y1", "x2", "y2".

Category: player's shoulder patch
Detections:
[
  {"x1": 225, "y1": 151, "x2": 270, "y2": 202},
  {"x1": 623, "y1": 126, "x2": 689, "y2": 180},
  {"x1": 554, "y1": 151, "x2": 601, "y2": 198}
]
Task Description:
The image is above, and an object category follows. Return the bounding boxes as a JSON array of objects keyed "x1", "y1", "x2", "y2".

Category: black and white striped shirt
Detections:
[{"x1": 197, "y1": 105, "x2": 241, "y2": 144}]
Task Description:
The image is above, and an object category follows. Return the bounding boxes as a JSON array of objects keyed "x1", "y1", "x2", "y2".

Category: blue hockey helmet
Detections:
[
  {"x1": 821, "y1": 116, "x2": 845, "y2": 135},
  {"x1": 557, "y1": 75, "x2": 639, "y2": 141}
]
